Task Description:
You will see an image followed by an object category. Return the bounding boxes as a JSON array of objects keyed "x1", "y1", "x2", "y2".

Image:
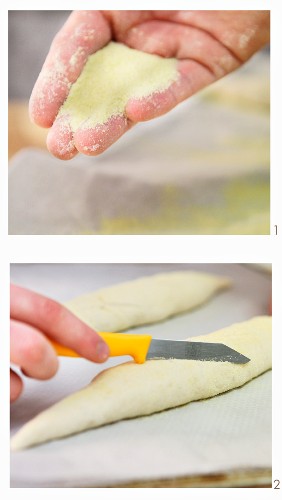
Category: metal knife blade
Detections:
[
  {"x1": 50, "y1": 333, "x2": 250, "y2": 365},
  {"x1": 146, "y1": 339, "x2": 250, "y2": 364}
]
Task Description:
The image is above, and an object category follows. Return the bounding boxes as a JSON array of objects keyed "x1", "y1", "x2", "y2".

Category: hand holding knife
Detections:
[{"x1": 51, "y1": 332, "x2": 250, "y2": 364}]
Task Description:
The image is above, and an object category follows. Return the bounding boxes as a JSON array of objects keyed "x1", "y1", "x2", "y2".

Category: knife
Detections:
[{"x1": 50, "y1": 332, "x2": 250, "y2": 364}]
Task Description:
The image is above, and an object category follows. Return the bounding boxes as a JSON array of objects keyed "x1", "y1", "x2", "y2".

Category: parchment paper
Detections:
[
  {"x1": 9, "y1": 53, "x2": 269, "y2": 236},
  {"x1": 10, "y1": 264, "x2": 271, "y2": 487}
]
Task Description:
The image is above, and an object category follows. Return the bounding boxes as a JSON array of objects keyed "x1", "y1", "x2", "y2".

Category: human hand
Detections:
[
  {"x1": 30, "y1": 10, "x2": 270, "y2": 159},
  {"x1": 10, "y1": 284, "x2": 109, "y2": 402}
]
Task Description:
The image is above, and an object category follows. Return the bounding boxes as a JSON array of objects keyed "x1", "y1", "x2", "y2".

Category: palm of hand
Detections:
[{"x1": 30, "y1": 10, "x2": 269, "y2": 159}]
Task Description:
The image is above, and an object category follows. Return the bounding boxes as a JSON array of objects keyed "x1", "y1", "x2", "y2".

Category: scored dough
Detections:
[
  {"x1": 64, "y1": 271, "x2": 231, "y2": 332},
  {"x1": 11, "y1": 316, "x2": 271, "y2": 450}
]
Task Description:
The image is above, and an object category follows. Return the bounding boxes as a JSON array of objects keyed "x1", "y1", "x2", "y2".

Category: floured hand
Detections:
[{"x1": 30, "y1": 10, "x2": 270, "y2": 159}]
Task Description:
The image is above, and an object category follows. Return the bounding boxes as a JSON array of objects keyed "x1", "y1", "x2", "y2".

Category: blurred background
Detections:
[
  {"x1": 9, "y1": 11, "x2": 71, "y2": 157},
  {"x1": 8, "y1": 11, "x2": 270, "y2": 235}
]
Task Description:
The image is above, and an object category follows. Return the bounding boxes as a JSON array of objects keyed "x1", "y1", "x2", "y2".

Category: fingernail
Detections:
[{"x1": 96, "y1": 341, "x2": 110, "y2": 362}]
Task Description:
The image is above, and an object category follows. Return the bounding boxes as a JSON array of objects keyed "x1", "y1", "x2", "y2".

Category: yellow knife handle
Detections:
[{"x1": 50, "y1": 332, "x2": 152, "y2": 364}]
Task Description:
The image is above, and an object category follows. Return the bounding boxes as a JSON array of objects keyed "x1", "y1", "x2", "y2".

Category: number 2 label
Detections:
[{"x1": 274, "y1": 479, "x2": 280, "y2": 489}]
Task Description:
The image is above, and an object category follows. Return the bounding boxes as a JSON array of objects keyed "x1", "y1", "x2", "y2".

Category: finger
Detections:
[
  {"x1": 123, "y1": 16, "x2": 246, "y2": 124},
  {"x1": 46, "y1": 115, "x2": 78, "y2": 160},
  {"x1": 29, "y1": 10, "x2": 111, "y2": 128},
  {"x1": 10, "y1": 369, "x2": 23, "y2": 403},
  {"x1": 10, "y1": 284, "x2": 109, "y2": 363},
  {"x1": 10, "y1": 319, "x2": 59, "y2": 380},
  {"x1": 102, "y1": 10, "x2": 152, "y2": 38},
  {"x1": 126, "y1": 59, "x2": 214, "y2": 122},
  {"x1": 121, "y1": 19, "x2": 239, "y2": 76},
  {"x1": 151, "y1": 11, "x2": 270, "y2": 60},
  {"x1": 74, "y1": 115, "x2": 129, "y2": 156}
]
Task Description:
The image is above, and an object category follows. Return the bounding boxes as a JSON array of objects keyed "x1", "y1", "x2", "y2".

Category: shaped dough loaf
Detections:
[
  {"x1": 64, "y1": 271, "x2": 231, "y2": 331},
  {"x1": 11, "y1": 316, "x2": 271, "y2": 451}
]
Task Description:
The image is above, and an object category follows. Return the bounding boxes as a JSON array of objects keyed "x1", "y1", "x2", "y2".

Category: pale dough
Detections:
[
  {"x1": 11, "y1": 316, "x2": 271, "y2": 450},
  {"x1": 64, "y1": 271, "x2": 231, "y2": 332}
]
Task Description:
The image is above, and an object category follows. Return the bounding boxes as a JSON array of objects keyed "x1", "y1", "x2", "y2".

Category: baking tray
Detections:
[{"x1": 10, "y1": 264, "x2": 272, "y2": 487}]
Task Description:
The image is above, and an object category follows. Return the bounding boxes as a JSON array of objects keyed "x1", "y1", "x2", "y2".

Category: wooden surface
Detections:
[
  {"x1": 107, "y1": 469, "x2": 272, "y2": 488},
  {"x1": 8, "y1": 100, "x2": 48, "y2": 159}
]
